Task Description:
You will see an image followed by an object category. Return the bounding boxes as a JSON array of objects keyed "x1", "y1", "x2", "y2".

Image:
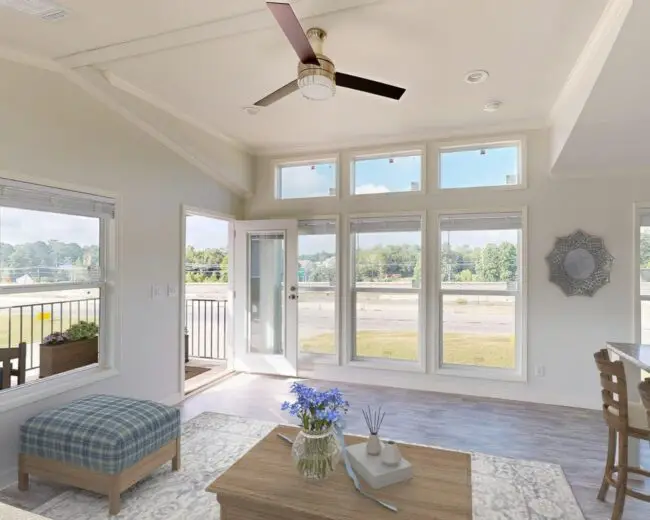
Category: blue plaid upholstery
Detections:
[{"x1": 20, "y1": 395, "x2": 180, "y2": 474}]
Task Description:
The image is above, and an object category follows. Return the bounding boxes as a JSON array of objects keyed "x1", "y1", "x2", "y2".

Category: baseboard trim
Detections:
[{"x1": 0, "y1": 465, "x2": 17, "y2": 491}]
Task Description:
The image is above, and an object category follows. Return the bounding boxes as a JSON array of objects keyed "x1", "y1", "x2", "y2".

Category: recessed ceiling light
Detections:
[
  {"x1": 464, "y1": 70, "x2": 489, "y2": 84},
  {"x1": 242, "y1": 106, "x2": 260, "y2": 116},
  {"x1": 483, "y1": 100, "x2": 502, "y2": 112}
]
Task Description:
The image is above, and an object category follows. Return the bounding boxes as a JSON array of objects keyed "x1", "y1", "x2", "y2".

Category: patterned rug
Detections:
[{"x1": 8, "y1": 412, "x2": 583, "y2": 519}]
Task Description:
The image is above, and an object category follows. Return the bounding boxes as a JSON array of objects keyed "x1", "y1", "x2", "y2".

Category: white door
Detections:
[{"x1": 233, "y1": 220, "x2": 298, "y2": 376}]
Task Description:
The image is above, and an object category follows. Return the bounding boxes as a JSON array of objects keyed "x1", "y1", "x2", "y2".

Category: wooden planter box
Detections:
[{"x1": 39, "y1": 337, "x2": 99, "y2": 378}]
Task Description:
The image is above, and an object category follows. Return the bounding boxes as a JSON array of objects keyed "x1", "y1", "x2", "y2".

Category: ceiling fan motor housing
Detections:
[{"x1": 297, "y1": 28, "x2": 336, "y2": 100}]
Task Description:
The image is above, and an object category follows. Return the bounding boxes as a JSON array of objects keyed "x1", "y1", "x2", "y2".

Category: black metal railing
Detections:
[
  {"x1": 185, "y1": 299, "x2": 227, "y2": 361},
  {"x1": 0, "y1": 298, "x2": 100, "y2": 371}
]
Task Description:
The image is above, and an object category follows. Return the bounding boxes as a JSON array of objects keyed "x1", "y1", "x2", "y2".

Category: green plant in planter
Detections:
[{"x1": 65, "y1": 321, "x2": 99, "y2": 342}]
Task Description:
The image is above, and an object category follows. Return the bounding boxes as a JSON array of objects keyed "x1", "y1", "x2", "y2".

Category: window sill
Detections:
[
  {"x1": 436, "y1": 364, "x2": 526, "y2": 382},
  {"x1": 347, "y1": 358, "x2": 425, "y2": 373},
  {"x1": 0, "y1": 365, "x2": 119, "y2": 413}
]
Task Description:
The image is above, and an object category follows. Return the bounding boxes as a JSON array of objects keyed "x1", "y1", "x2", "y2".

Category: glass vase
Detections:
[{"x1": 291, "y1": 428, "x2": 342, "y2": 480}]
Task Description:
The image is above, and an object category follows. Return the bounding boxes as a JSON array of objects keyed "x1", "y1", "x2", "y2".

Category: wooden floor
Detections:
[{"x1": 182, "y1": 373, "x2": 650, "y2": 520}]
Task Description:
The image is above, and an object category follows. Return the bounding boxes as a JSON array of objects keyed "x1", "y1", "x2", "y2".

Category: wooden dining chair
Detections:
[
  {"x1": 0, "y1": 342, "x2": 27, "y2": 390},
  {"x1": 594, "y1": 349, "x2": 650, "y2": 519}
]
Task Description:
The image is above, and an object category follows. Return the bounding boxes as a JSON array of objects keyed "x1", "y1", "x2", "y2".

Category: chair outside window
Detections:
[
  {"x1": 594, "y1": 349, "x2": 650, "y2": 519},
  {"x1": 0, "y1": 342, "x2": 27, "y2": 390}
]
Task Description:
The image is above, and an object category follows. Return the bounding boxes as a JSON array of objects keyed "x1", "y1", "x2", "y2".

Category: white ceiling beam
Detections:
[
  {"x1": 0, "y1": 43, "x2": 252, "y2": 196},
  {"x1": 548, "y1": 0, "x2": 631, "y2": 172},
  {"x1": 56, "y1": 0, "x2": 384, "y2": 69}
]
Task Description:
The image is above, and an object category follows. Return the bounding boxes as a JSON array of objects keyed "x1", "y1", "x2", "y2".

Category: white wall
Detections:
[
  {"x1": 247, "y1": 130, "x2": 642, "y2": 411},
  {"x1": 0, "y1": 60, "x2": 244, "y2": 483}
]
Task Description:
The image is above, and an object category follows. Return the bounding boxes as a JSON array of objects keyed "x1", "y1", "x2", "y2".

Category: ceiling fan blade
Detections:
[
  {"x1": 336, "y1": 72, "x2": 405, "y2": 100},
  {"x1": 267, "y1": 2, "x2": 319, "y2": 65},
  {"x1": 253, "y1": 79, "x2": 299, "y2": 107}
]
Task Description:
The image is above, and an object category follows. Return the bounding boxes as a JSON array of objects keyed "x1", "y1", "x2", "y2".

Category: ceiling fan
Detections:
[{"x1": 253, "y1": 1, "x2": 406, "y2": 107}]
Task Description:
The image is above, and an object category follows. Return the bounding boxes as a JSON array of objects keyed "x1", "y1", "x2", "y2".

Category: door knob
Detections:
[{"x1": 290, "y1": 285, "x2": 297, "y2": 292}]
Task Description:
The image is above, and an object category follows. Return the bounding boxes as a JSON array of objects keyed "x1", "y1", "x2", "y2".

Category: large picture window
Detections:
[
  {"x1": 298, "y1": 219, "x2": 337, "y2": 359},
  {"x1": 0, "y1": 179, "x2": 113, "y2": 393},
  {"x1": 439, "y1": 212, "x2": 523, "y2": 372},
  {"x1": 350, "y1": 215, "x2": 422, "y2": 362}
]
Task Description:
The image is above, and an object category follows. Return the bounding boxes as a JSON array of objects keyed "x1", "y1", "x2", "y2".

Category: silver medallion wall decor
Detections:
[{"x1": 546, "y1": 230, "x2": 614, "y2": 297}]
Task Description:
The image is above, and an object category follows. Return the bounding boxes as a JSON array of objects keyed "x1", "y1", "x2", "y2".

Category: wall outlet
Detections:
[{"x1": 534, "y1": 365, "x2": 546, "y2": 378}]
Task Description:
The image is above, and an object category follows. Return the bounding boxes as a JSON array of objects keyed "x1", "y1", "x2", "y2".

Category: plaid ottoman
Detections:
[{"x1": 18, "y1": 394, "x2": 181, "y2": 515}]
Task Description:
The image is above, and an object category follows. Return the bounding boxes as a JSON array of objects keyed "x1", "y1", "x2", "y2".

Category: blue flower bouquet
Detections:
[{"x1": 281, "y1": 382, "x2": 349, "y2": 480}]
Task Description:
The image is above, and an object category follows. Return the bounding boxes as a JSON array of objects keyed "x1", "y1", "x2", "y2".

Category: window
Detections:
[
  {"x1": 298, "y1": 220, "x2": 337, "y2": 359},
  {"x1": 0, "y1": 178, "x2": 113, "y2": 393},
  {"x1": 638, "y1": 213, "x2": 650, "y2": 378},
  {"x1": 439, "y1": 212, "x2": 523, "y2": 372},
  {"x1": 351, "y1": 151, "x2": 423, "y2": 195},
  {"x1": 350, "y1": 215, "x2": 422, "y2": 362},
  {"x1": 439, "y1": 142, "x2": 521, "y2": 189},
  {"x1": 275, "y1": 160, "x2": 337, "y2": 200}
]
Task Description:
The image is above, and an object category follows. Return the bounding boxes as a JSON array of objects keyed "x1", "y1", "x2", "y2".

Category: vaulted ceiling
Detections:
[{"x1": 0, "y1": 0, "x2": 644, "y2": 190}]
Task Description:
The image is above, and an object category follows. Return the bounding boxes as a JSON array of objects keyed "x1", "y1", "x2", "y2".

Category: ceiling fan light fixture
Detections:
[{"x1": 298, "y1": 59, "x2": 336, "y2": 101}]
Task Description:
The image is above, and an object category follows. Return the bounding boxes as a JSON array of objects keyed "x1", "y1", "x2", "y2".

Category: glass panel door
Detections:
[{"x1": 234, "y1": 220, "x2": 297, "y2": 375}]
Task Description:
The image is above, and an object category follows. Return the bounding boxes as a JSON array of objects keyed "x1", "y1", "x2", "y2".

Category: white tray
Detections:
[{"x1": 346, "y1": 441, "x2": 413, "y2": 490}]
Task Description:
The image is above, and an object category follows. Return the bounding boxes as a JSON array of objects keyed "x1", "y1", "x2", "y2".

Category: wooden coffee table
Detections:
[{"x1": 206, "y1": 425, "x2": 472, "y2": 520}]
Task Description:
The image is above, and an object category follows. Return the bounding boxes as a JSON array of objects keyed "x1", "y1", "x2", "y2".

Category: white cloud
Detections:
[
  {"x1": 0, "y1": 207, "x2": 98, "y2": 246},
  {"x1": 355, "y1": 184, "x2": 390, "y2": 195}
]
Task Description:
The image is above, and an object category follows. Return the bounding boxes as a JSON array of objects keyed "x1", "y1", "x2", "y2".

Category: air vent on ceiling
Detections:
[{"x1": 0, "y1": 0, "x2": 68, "y2": 20}]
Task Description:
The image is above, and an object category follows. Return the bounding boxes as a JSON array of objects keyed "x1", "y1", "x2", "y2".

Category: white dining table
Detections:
[{"x1": 605, "y1": 342, "x2": 650, "y2": 468}]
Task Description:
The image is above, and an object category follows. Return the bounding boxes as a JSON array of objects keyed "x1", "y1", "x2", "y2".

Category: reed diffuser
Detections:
[{"x1": 362, "y1": 406, "x2": 385, "y2": 456}]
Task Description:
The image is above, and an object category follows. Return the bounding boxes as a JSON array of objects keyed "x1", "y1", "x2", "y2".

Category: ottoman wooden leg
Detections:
[
  {"x1": 18, "y1": 454, "x2": 29, "y2": 491},
  {"x1": 108, "y1": 478, "x2": 121, "y2": 516},
  {"x1": 172, "y1": 437, "x2": 181, "y2": 471}
]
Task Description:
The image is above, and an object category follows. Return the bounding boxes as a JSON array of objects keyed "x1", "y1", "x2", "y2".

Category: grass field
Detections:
[{"x1": 301, "y1": 330, "x2": 516, "y2": 368}]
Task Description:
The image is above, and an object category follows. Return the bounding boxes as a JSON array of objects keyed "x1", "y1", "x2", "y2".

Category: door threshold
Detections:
[{"x1": 183, "y1": 369, "x2": 236, "y2": 398}]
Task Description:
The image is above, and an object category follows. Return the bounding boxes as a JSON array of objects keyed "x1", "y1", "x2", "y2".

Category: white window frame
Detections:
[
  {"x1": 349, "y1": 145, "x2": 426, "y2": 197},
  {"x1": 436, "y1": 137, "x2": 526, "y2": 192},
  {"x1": 273, "y1": 156, "x2": 339, "y2": 201},
  {"x1": 635, "y1": 203, "x2": 650, "y2": 344},
  {"x1": 297, "y1": 216, "x2": 341, "y2": 367},
  {"x1": 347, "y1": 212, "x2": 426, "y2": 372},
  {"x1": 0, "y1": 176, "x2": 118, "y2": 412},
  {"x1": 435, "y1": 208, "x2": 527, "y2": 382}
]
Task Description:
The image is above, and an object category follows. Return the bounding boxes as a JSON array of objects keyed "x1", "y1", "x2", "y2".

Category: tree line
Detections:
[
  {"x1": 0, "y1": 240, "x2": 99, "y2": 283},
  {"x1": 300, "y1": 241, "x2": 518, "y2": 284},
  {"x1": 185, "y1": 246, "x2": 228, "y2": 283}
]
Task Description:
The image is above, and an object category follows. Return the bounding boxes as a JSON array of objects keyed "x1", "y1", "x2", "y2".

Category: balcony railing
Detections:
[
  {"x1": 185, "y1": 299, "x2": 227, "y2": 361},
  {"x1": 0, "y1": 298, "x2": 100, "y2": 371},
  {"x1": 1, "y1": 297, "x2": 228, "y2": 373}
]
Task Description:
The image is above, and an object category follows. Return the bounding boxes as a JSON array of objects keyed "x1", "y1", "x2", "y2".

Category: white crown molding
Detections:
[
  {"x1": 548, "y1": 0, "x2": 632, "y2": 170},
  {"x1": 56, "y1": 0, "x2": 384, "y2": 69},
  {"x1": 0, "y1": 43, "x2": 252, "y2": 196},
  {"x1": 102, "y1": 70, "x2": 247, "y2": 152},
  {"x1": 252, "y1": 117, "x2": 548, "y2": 157}
]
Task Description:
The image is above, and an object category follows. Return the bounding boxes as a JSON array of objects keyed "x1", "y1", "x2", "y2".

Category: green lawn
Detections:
[
  {"x1": 301, "y1": 330, "x2": 516, "y2": 368},
  {"x1": 0, "y1": 310, "x2": 95, "y2": 348}
]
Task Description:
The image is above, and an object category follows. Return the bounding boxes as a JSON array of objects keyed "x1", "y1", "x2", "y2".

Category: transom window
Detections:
[
  {"x1": 439, "y1": 212, "x2": 523, "y2": 372},
  {"x1": 439, "y1": 142, "x2": 521, "y2": 189},
  {"x1": 351, "y1": 151, "x2": 423, "y2": 195},
  {"x1": 350, "y1": 215, "x2": 422, "y2": 362},
  {"x1": 275, "y1": 159, "x2": 337, "y2": 200}
]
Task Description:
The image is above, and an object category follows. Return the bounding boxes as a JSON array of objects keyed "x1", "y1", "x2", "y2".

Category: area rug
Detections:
[{"x1": 24, "y1": 412, "x2": 583, "y2": 520}]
